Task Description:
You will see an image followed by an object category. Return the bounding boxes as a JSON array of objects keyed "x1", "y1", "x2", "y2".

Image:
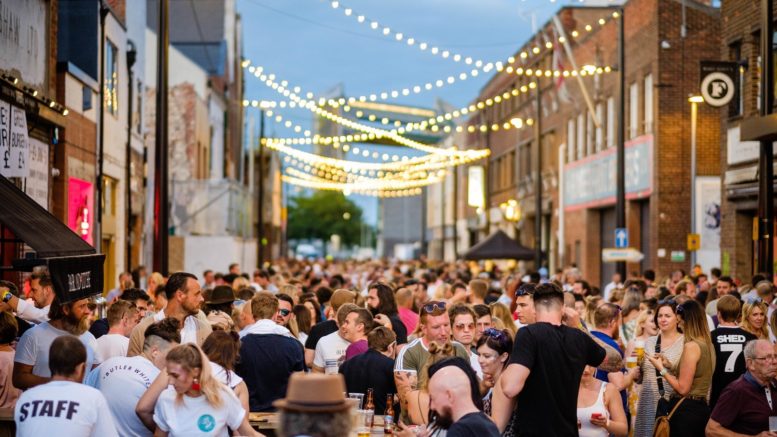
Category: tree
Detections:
[{"x1": 287, "y1": 191, "x2": 364, "y2": 247}]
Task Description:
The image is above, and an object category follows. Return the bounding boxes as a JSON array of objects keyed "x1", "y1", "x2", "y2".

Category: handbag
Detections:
[{"x1": 652, "y1": 396, "x2": 685, "y2": 437}]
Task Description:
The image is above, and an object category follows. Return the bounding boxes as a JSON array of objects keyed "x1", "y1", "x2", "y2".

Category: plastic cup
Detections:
[
  {"x1": 325, "y1": 359, "x2": 338, "y2": 375},
  {"x1": 348, "y1": 392, "x2": 365, "y2": 410},
  {"x1": 626, "y1": 356, "x2": 638, "y2": 369}
]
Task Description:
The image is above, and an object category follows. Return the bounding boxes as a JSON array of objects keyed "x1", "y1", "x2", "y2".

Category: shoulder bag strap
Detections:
[
  {"x1": 666, "y1": 397, "x2": 686, "y2": 420},
  {"x1": 655, "y1": 335, "x2": 665, "y2": 397}
]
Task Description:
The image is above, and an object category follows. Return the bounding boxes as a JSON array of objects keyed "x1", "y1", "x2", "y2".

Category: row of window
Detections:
[{"x1": 566, "y1": 74, "x2": 653, "y2": 162}]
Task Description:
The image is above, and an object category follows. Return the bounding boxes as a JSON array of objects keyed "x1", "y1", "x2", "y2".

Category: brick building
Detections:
[
  {"x1": 448, "y1": 0, "x2": 721, "y2": 286},
  {"x1": 718, "y1": 0, "x2": 777, "y2": 280}
]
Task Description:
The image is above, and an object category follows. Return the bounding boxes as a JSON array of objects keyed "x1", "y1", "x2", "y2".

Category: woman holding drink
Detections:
[
  {"x1": 633, "y1": 300, "x2": 684, "y2": 437},
  {"x1": 623, "y1": 309, "x2": 658, "y2": 430}
]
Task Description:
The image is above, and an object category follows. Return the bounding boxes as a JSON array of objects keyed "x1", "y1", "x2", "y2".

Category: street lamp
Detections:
[{"x1": 688, "y1": 95, "x2": 704, "y2": 267}]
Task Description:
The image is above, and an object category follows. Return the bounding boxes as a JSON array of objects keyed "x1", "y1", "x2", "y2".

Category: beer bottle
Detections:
[
  {"x1": 364, "y1": 388, "x2": 375, "y2": 427},
  {"x1": 384, "y1": 394, "x2": 395, "y2": 434}
]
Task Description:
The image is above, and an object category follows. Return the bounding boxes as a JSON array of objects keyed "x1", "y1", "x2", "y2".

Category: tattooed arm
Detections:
[{"x1": 590, "y1": 334, "x2": 625, "y2": 373}]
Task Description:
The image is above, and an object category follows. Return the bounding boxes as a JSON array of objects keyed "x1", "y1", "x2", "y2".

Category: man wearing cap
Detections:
[
  {"x1": 304, "y1": 289, "x2": 355, "y2": 367},
  {"x1": 276, "y1": 372, "x2": 353, "y2": 437},
  {"x1": 237, "y1": 292, "x2": 305, "y2": 412}
]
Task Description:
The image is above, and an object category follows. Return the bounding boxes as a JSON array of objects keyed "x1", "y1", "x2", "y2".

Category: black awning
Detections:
[
  {"x1": 0, "y1": 174, "x2": 94, "y2": 257},
  {"x1": 1, "y1": 175, "x2": 104, "y2": 303},
  {"x1": 463, "y1": 229, "x2": 538, "y2": 261}
]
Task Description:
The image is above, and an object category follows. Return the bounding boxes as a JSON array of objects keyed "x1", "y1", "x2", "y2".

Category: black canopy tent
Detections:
[
  {"x1": 463, "y1": 229, "x2": 537, "y2": 261},
  {"x1": 0, "y1": 175, "x2": 104, "y2": 303}
]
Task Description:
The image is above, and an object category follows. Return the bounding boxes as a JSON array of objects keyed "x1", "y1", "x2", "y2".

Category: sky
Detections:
[{"x1": 237, "y1": 0, "x2": 572, "y2": 225}]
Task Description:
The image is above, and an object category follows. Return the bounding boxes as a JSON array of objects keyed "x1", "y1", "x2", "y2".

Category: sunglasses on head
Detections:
[
  {"x1": 658, "y1": 297, "x2": 676, "y2": 306},
  {"x1": 483, "y1": 328, "x2": 507, "y2": 341},
  {"x1": 423, "y1": 301, "x2": 446, "y2": 314},
  {"x1": 516, "y1": 284, "x2": 536, "y2": 297},
  {"x1": 746, "y1": 296, "x2": 763, "y2": 305},
  {"x1": 279, "y1": 309, "x2": 291, "y2": 317}
]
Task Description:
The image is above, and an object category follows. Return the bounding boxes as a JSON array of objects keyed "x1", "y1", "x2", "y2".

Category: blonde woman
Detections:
[
  {"x1": 136, "y1": 343, "x2": 258, "y2": 436},
  {"x1": 740, "y1": 298, "x2": 769, "y2": 340},
  {"x1": 395, "y1": 341, "x2": 454, "y2": 426},
  {"x1": 489, "y1": 302, "x2": 517, "y2": 337},
  {"x1": 147, "y1": 272, "x2": 166, "y2": 313},
  {"x1": 647, "y1": 300, "x2": 715, "y2": 436}
]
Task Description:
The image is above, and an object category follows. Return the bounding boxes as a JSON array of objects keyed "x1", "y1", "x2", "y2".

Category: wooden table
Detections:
[{"x1": 249, "y1": 412, "x2": 392, "y2": 436}]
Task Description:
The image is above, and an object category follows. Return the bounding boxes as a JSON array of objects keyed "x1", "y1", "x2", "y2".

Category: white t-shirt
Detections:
[
  {"x1": 313, "y1": 331, "x2": 350, "y2": 370},
  {"x1": 153, "y1": 386, "x2": 245, "y2": 436},
  {"x1": 14, "y1": 380, "x2": 118, "y2": 437},
  {"x1": 210, "y1": 362, "x2": 243, "y2": 390},
  {"x1": 14, "y1": 322, "x2": 101, "y2": 379},
  {"x1": 16, "y1": 299, "x2": 50, "y2": 324},
  {"x1": 95, "y1": 334, "x2": 129, "y2": 361},
  {"x1": 85, "y1": 355, "x2": 160, "y2": 437}
]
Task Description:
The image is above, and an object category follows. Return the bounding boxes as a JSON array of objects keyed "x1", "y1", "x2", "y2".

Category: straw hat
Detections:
[{"x1": 273, "y1": 372, "x2": 350, "y2": 413}]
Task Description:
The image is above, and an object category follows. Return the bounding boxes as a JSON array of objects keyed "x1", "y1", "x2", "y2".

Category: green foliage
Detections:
[{"x1": 287, "y1": 191, "x2": 364, "y2": 246}]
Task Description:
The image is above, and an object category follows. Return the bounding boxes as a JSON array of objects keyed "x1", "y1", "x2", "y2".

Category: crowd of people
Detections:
[{"x1": 0, "y1": 259, "x2": 775, "y2": 436}]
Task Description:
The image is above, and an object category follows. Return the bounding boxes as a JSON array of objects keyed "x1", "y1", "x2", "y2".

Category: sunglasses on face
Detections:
[
  {"x1": 423, "y1": 301, "x2": 446, "y2": 313},
  {"x1": 279, "y1": 309, "x2": 291, "y2": 317}
]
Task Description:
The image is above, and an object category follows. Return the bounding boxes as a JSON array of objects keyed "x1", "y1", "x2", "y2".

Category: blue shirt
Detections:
[{"x1": 236, "y1": 333, "x2": 305, "y2": 412}]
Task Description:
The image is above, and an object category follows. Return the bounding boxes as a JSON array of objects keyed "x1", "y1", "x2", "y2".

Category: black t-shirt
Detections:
[
  {"x1": 304, "y1": 319, "x2": 338, "y2": 350},
  {"x1": 89, "y1": 318, "x2": 110, "y2": 339},
  {"x1": 509, "y1": 322, "x2": 605, "y2": 437},
  {"x1": 710, "y1": 326, "x2": 757, "y2": 409},
  {"x1": 339, "y1": 349, "x2": 397, "y2": 415},
  {"x1": 447, "y1": 412, "x2": 500, "y2": 437},
  {"x1": 389, "y1": 314, "x2": 408, "y2": 344}
]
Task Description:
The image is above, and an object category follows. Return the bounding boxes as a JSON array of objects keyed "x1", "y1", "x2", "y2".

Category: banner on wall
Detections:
[
  {"x1": 0, "y1": 102, "x2": 30, "y2": 178},
  {"x1": 695, "y1": 176, "x2": 721, "y2": 272}
]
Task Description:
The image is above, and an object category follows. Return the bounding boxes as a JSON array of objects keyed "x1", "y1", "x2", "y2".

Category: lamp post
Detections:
[{"x1": 689, "y1": 95, "x2": 704, "y2": 268}]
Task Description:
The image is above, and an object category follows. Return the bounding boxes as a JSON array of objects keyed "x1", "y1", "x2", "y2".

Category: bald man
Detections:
[{"x1": 427, "y1": 365, "x2": 499, "y2": 436}]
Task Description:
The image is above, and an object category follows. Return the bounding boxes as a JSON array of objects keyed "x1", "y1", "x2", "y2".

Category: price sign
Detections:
[{"x1": 0, "y1": 102, "x2": 30, "y2": 178}]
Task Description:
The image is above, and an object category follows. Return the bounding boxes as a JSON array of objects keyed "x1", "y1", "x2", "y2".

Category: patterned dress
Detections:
[
  {"x1": 633, "y1": 334, "x2": 684, "y2": 437},
  {"x1": 483, "y1": 389, "x2": 517, "y2": 437}
]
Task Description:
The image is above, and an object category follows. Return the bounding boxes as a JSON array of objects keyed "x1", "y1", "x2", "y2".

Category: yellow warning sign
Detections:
[{"x1": 687, "y1": 233, "x2": 701, "y2": 251}]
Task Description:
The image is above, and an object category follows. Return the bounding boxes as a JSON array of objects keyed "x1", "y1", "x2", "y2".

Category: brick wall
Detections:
[{"x1": 457, "y1": 0, "x2": 721, "y2": 282}]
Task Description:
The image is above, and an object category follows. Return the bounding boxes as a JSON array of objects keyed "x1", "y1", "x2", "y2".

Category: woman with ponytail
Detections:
[{"x1": 136, "y1": 343, "x2": 258, "y2": 436}]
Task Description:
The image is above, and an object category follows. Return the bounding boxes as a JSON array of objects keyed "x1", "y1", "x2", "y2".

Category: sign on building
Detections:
[
  {"x1": 0, "y1": 0, "x2": 48, "y2": 90},
  {"x1": 467, "y1": 166, "x2": 485, "y2": 208},
  {"x1": 24, "y1": 138, "x2": 49, "y2": 208},
  {"x1": 699, "y1": 61, "x2": 738, "y2": 107},
  {"x1": 0, "y1": 102, "x2": 30, "y2": 178},
  {"x1": 563, "y1": 135, "x2": 653, "y2": 210}
]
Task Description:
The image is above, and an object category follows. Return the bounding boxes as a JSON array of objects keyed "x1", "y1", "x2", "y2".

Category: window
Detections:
[
  {"x1": 105, "y1": 40, "x2": 119, "y2": 116},
  {"x1": 606, "y1": 97, "x2": 615, "y2": 148},
  {"x1": 728, "y1": 41, "x2": 744, "y2": 118},
  {"x1": 629, "y1": 82, "x2": 639, "y2": 139},
  {"x1": 577, "y1": 113, "x2": 585, "y2": 159},
  {"x1": 567, "y1": 118, "x2": 576, "y2": 162},
  {"x1": 644, "y1": 74, "x2": 653, "y2": 133},
  {"x1": 595, "y1": 103, "x2": 604, "y2": 152},
  {"x1": 136, "y1": 80, "x2": 143, "y2": 134},
  {"x1": 586, "y1": 111, "x2": 595, "y2": 156}
]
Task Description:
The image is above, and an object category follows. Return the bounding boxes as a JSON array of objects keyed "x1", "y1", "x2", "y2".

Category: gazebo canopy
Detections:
[{"x1": 463, "y1": 229, "x2": 537, "y2": 261}]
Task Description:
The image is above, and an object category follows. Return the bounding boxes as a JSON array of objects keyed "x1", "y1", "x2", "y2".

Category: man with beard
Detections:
[
  {"x1": 366, "y1": 282, "x2": 407, "y2": 345},
  {"x1": 13, "y1": 295, "x2": 100, "y2": 389},
  {"x1": 425, "y1": 360, "x2": 499, "y2": 435},
  {"x1": 127, "y1": 272, "x2": 211, "y2": 356}
]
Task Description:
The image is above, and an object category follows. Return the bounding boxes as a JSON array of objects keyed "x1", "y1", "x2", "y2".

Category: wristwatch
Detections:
[
  {"x1": 659, "y1": 368, "x2": 668, "y2": 377},
  {"x1": 1, "y1": 291, "x2": 12, "y2": 303}
]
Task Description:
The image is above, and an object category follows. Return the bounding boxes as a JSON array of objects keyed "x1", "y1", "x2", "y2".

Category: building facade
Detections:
[
  {"x1": 718, "y1": 0, "x2": 777, "y2": 280},
  {"x1": 437, "y1": 0, "x2": 721, "y2": 286}
]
